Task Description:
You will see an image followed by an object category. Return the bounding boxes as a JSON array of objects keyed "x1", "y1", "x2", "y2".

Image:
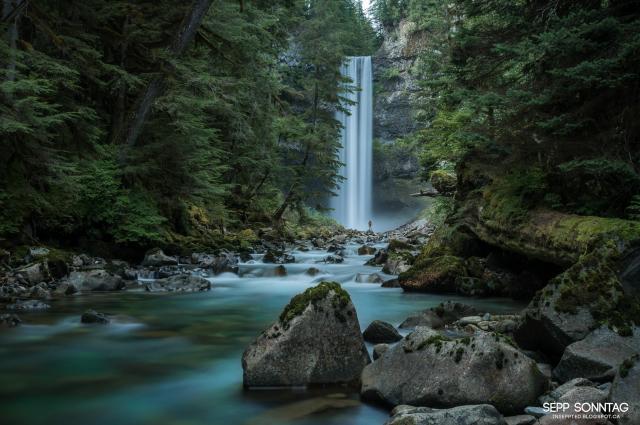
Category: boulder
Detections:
[
  {"x1": 399, "y1": 255, "x2": 467, "y2": 292},
  {"x1": 191, "y1": 252, "x2": 239, "y2": 274},
  {"x1": 25, "y1": 247, "x2": 50, "y2": 262},
  {"x1": 306, "y1": 267, "x2": 321, "y2": 276},
  {"x1": 242, "y1": 281, "x2": 370, "y2": 387},
  {"x1": 373, "y1": 343, "x2": 390, "y2": 360},
  {"x1": 363, "y1": 320, "x2": 402, "y2": 344},
  {"x1": 15, "y1": 262, "x2": 50, "y2": 285},
  {"x1": 385, "y1": 404, "x2": 506, "y2": 425},
  {"x1": 145, "y1": 274, "x2": 211, "y2": 293},
  {"x1": 355, "y1": 273, "x2": 384, "y2": 284},
  {"x1": 361, "y1": 328, "x2": 548, "y2": 414},
  {"x1": 67, "y1": 270, "x2": 125, "y2": 292},
  {"x1": 263, "y1": 250, "x2": 295, "y2": 264},
  {"x1": 0, "y1": 313, "x2": 21, "y2": 328},
  {"x1": 515, "y1": 283, "x2": 596, "y2": 356},
  {"x1": 7, "y1": 300, "x2": 50, "y2": 311},
  {"x1": 321, "y1": 255, "x2": 344, "y2": 264},
  {"x1": 366, "y1": 249, "x2": 388, "y2": 266},
  {"x1": 382, "y1": 257, "x2": 411, "y2": 275},
  {"x1": 142, "y1": 248, "x2": 178, "y2": 267},
  {"x1": 81, "y1": 309, "x2": 110, "y2": 324},
  {"x1": 400, "y1": 301, "x2": 478, "y2": 329},
  {"x1": 609, "y1": 356, "x2": 640, "y2": 425},
  {"x1": 382, "y1": 278, "x2": 400, "y2": 288},
  {"x1": 430, "y1": 170, "x2": 457, "y2": 196},
  {"x1": 553, "y1": 326, "x2": 640, "y2": 382},
  {"x1": 358, "y1": 245, "x2": 377, "y2": 255}
]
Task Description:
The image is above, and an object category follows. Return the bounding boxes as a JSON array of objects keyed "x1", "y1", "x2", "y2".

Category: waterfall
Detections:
[{"x1": 331, "y1": 56, "x2": 373, "y2": 230}]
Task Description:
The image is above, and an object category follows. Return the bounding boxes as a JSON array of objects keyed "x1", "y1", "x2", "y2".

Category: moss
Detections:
[
  {"x1": 417, "y1": 334, "x2": 451, "y2": 352},
  {"x1": 619, "y1": 355, "x2": 638, "y2": 378},
  {"x1": 454, "y1": 347, "x2": 465, "y2": 363},
  {"x1": 552, "y1": 242, "x2": 640, "y2": 332},
  {"x1": 388, "y1": 239, "x2": 413, "y2": 252},
  {"x1": 399, "y1": 255, "x2": 467, "y2": 291},
  {"x1": 430, "y1": 169, "x2": 457, "y2": 195},
  {"x1": 278, "y1": 281, "x2": 350, "y2": 326}
]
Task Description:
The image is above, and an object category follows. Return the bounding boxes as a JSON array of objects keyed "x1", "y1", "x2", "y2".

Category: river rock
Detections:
[
  {"x1": 515, "y1": 282, "x2": 597, "y2": 356},
  {"x1": 385, "y1": 404, "x2": 506, "y2": 425},
  {"x1": 382, "y1": 257, "x2": 411, "y2": 275},
  {"x1": 263, "y1": 250, "x2": 295, "y2": 264},
  {"x1": 0, "y1": 313, "x2": 21, "y2": 328},
  {"x1": 25, "y1": 247, "x2": 50, "y2": 262},
  {"x1": 81, "y1": 309, "x2": 110, "y2": 324},
  {"x1": 358, "y1": 245, "x2": 376, "y2": 255},
  {"x1": 365, "y1": 249, "x2": 388, "y2": 266},
  {"x1": 373, "y1": 343, "x2": 390, "y2": 360},
  {"x1": 355, "y1": 273, "x2": 383, "y2": 284},
  {"x1": 242, "y1": 281, "x2": 370, "y2": 387},
  {"x1": 7, "y1": 299, "x2": 50, "y2": 311},
  {"x1": 322, "y1": 255, "x2": 344, "y2": 264},
  {"x1": 306, "y1": 267, "x2": 321, "y2": 276},
  {"x1": 400, "y1": 301, "x2": 478, "y2": 329},
  {"x1": 191, "y1": 252, "x2": 239, "y2": 274},
  {"x1": 538, "y1": 377, "x2": 596, "y2": 405},
  {"x1": 361, "y1": 327, "x2": 547, "y2": 414},
  {"x1": 553, "y1": 326, "x2": 640, "y2": 382},
  {"x1": 142, "y1": 248, "x2": 178, "y2": 267},
  {"x1": 67, "y1": 270, "x2": 125, "y2": 292},
  {"x1": 15, "y1": 262, "x2": 50, "y2": 285},
  {"x1": 609, "y1": 356, "x2": 640, "y2": 425},
  {"x1": 145, "y1": 274, "x2": 211, "y2": 292},
  {"x1": 537, "y1": 385, "x2": 610, "y2": 425},
  {"x1": 363, "y1": 320, "x2": 402, "y2": 344}
]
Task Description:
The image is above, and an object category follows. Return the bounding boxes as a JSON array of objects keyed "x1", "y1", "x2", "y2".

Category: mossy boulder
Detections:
[
  {"x1": 399, "y1": 255, "x2": 467, "y2": 292},
  {"x1": 242, "y1": 282, "x2": 370, "y2": 387},
  {"x1": 430, "y1": 169, "x2": 457, "y2": 195},
  {"x1": 361, "y1": 328, "x2": 548, "y2": 414}
]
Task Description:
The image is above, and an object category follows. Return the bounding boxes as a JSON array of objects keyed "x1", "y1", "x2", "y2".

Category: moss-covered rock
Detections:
[
  {"x1": 242, "y1": 281, "x2": 370, "y2": 387},
  {"x1": 430, "y1": 169, "x2": 457, "y2": 195},
  {"x1": 399, "y1": 255, "x2": 467, "y2": 292}
]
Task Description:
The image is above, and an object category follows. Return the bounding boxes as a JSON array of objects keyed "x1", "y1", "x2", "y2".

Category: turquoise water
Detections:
[{"x1": 0, "y1": 245, "x2": 524, "y2": 425}]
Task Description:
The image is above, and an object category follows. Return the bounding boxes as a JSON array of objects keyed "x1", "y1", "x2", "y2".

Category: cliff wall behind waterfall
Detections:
[{"x1": 372, "y1": 19, "x2": 428, "y2": 220}]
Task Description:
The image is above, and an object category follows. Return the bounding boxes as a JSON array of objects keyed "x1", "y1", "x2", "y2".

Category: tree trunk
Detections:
[{"x1": 116, "y1": 0, "x2": 214, "y2": 152}]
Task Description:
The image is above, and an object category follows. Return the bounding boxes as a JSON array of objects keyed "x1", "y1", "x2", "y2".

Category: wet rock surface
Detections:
[
  {"x1": 363, "y1": 320, "x2": 402, "y2": 344},
  {"x1": 385, "y1": 404, "x2": 507, "y2": 425},
  {"x1": 242, "y1": 282, "x2": 370, "y2": 387}
]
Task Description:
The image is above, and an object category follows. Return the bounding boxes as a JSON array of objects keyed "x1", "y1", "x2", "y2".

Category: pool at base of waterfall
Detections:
[{"x1": 0, "y1": 243, "x2": 524, "y2": 425}]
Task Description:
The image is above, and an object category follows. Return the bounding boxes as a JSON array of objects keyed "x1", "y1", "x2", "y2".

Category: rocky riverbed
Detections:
[{"x1": 1, "y1": 220, "x2": 638, "y2": 425}]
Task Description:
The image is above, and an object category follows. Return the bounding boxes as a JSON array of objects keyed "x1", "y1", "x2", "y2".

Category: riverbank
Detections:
[{"x1": 0, "y1": 222, "x2": 528, "y2": 425}]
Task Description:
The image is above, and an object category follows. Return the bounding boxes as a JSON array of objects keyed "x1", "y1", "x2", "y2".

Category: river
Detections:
[{"x1": 0, "y1": 242, "x2": 525, "y2": 425}]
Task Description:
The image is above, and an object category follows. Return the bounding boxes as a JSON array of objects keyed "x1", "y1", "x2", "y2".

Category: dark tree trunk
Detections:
[{"x1": 116, "y1": 0, "x2": 214, "y2": 152}]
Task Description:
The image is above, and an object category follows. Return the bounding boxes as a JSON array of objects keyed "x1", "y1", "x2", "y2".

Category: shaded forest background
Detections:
[
  {"x1": 2, "y1": 0, "x2": 640, "y2": 256},
  {"x1": 0, "y1": 0, "x2": 376, "y2": 253}
]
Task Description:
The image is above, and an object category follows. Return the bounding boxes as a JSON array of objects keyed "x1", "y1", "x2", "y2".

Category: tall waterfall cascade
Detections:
[{"x1": 331, "y1": 56, "x2": 373, "y2": 230}]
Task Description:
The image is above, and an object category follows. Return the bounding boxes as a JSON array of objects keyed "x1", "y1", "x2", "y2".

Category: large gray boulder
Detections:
[
  {"x1": 142, "y1": 248, "x2": 178, "y2": 267},
  {"x1": 144, "y1": 274, "x2": 211, "y2": 293},
  {"x1": 538, "y1": 385, "x2": 610, "y2": 425},
  {"x1": 515, "y1": 283, "x2": 596, "y2": 356},
  {"x1": 361, "y1": 327, "x2": 547, "y2": 414},
  {"x1": 386, "y1": 404, "x2": 506, "y2": 425},
  {"x1": 608, "y1": 356, "x2": 640, "y2": 425},
  {"x1": 67, "y1": 270, "x2": 125, "y2": 292},
  {"x1": 191, "y1": 252, "x2": 239, "y2": 274},
  {"x1": 553, "y1": 326, "x2": 640, "y2": 382},
  {"x1": 242, "y1": 281, "x2": 370, "y2": 387},
  {"x1": 400, "y1": 301, "x2": 478, "y2": 329}
]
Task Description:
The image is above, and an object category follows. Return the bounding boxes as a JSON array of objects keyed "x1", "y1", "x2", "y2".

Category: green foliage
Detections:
[
  {"x1": 279, "y1": 281, "x2": 350, "y2": 326},
  {"x1": 0, "y1": 0, "x2": 378, "y2": 248}
]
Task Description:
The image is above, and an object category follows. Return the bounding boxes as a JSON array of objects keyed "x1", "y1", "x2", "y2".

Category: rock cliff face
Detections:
[
  {"x1": 372, "y1": 20, "x2": 429, "y2": 221},
  {"x1": 373, "y1": 19, "x2": 425, "y2": 147}
]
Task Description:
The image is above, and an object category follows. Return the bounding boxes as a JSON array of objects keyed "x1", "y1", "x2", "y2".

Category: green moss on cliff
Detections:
[{"x1": 279, "y1": 281, "x2": 350, "y2": 326}]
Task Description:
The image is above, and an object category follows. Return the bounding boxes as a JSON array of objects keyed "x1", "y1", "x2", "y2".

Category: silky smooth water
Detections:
[
  {"x1": 331, "y1": 56, "x2": 373, "y2": 231},
  {"x1": 0, "y1": 245, "x2": 524, "y2": 425}
]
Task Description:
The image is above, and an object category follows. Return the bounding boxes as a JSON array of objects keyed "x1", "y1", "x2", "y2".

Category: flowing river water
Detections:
[{"x1": 0, "y1": 242, "x2": 525, "y2": 425}]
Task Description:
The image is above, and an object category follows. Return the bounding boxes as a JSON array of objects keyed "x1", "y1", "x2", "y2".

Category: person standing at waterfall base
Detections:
[{"x1": 368, "y1": 220, "x2": 372, "y2": 232}]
